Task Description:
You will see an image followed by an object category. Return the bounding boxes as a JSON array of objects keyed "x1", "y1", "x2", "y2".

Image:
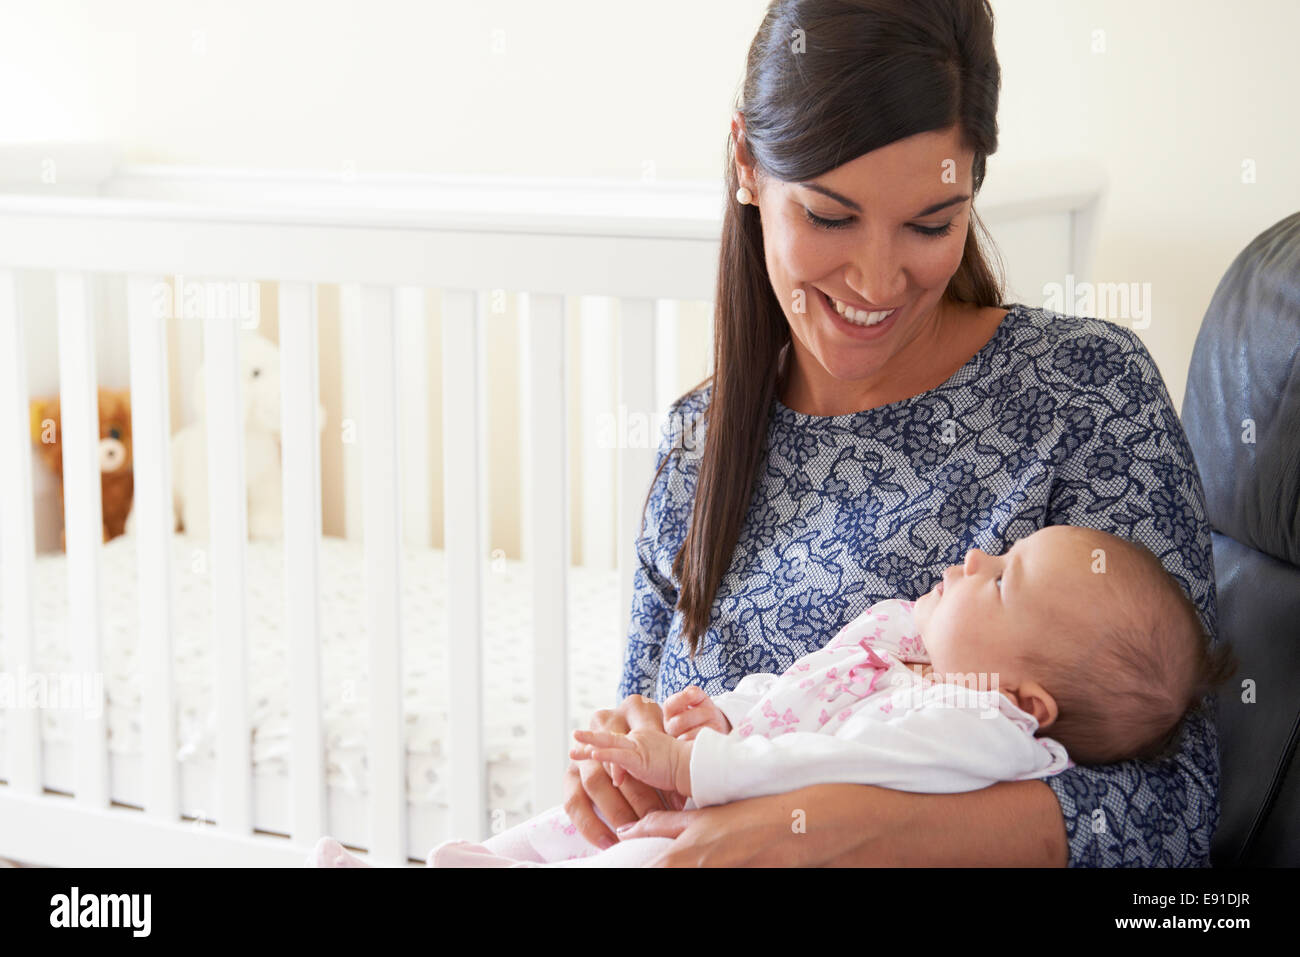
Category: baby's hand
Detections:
[
  {"x1": 662, "y1": 685, "x2": 731, "y2": 741},
  {"x1": 570, "y1": 726, "x2": 692, "y2": 797}
]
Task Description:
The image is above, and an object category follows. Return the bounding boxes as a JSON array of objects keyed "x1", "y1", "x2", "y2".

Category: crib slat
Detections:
[
  {"x1": 278, "y1": 282, "x2": 326, "y2": 845},
  {"x1": 520, "y1": 292, "x2": 568, "y2": 811},
  {"x1": 56, "y1": 272, "x2": 110, "y2": 809},
  {"x1": 174, "y1": 310, "x2": 204, "y2": 425},
  {"x1": 579, "y1": 297, "x2": 615, "y2": 570},
  {"x1": 203, "y1": 313, "x2": 251, "y2": 834},
  {"x1": 617, "y1": 298, "x2": 658, "y2": 674},
  {"x1": 358, "y1": 284, "x2": 406, "y2": 863},
  {"x1": 442, "y1": 289, "x2": 486, "y2": 839},
  {"x1": 0, "y1": 270, "x2": 41, "y2": 794},
  {"x1": 126, "y1": 275, "x2": 179, "y2": 821},
  {"x1": 339, "y1": 293, "x2": 364, "y2": 541},
  {"x1": 654, "y1": 301, "x2": 681, "y2": 428},
  {"x1": 397, "y1": 287, "x2": 431, "y2": 548}
]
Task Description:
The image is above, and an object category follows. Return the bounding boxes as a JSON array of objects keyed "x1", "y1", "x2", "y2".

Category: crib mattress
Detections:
[{"x1": 0, "y1": 532, "x2": 626, "y2": 859}]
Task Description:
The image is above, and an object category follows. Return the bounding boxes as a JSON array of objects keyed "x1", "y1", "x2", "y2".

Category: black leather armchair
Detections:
[{"x1": 1182, "y1": 210, "x2": 1300, "y2": 867}]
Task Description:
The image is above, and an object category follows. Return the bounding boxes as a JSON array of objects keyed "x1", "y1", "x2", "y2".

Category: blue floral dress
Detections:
[{"x1": 618, "y1": 302, "x2": 1222, "y2": 867}]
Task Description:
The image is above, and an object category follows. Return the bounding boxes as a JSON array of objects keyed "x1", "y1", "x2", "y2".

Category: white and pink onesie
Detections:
[{"x1": 429, "y1": 598, "x2": 1072, "y2": 867}]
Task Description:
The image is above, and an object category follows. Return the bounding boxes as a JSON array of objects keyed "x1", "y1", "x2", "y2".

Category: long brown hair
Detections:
[{"x1": 645, "y1": 0, "x2": 1008, "y2": 657}]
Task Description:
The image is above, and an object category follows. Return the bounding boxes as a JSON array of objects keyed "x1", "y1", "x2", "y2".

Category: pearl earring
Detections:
[{"x1": 735, "y1": 186, "x2": 753, "y2": 205}]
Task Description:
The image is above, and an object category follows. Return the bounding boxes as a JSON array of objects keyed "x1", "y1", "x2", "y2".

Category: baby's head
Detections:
[{"x1": 912, "y1": 524, "x2": 1238, "y2": 766}]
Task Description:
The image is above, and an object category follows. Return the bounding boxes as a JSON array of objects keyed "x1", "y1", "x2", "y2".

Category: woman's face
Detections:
[{"x1": 734, "y1": 120, "x2": 976, "y2": 411}]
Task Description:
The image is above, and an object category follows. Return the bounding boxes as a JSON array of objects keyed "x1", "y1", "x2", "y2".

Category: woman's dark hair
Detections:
[{"x1": 644, "y1": 0, "x2": 1007, "y2": 656}]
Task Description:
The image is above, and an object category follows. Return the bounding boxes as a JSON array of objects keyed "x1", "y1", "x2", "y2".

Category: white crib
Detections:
[{"x1": 0, "y1": 147, "x2": 1104, "y2": 866}]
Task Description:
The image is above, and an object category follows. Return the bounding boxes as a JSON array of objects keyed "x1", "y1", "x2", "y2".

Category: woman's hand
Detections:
[
  {"x1": 614, "y1": 780, "x2": 1069, "y2": 867},
  {"x1": 614, "y1": 787, "x2": 842, "y2": 866},
  {"x1": 562, "y1": 694, "x2": 675, "y2": 849}
]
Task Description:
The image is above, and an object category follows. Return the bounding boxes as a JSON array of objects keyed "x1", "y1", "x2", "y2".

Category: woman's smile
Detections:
[{"x1": 813, "y1": 283, "x2": 904, "y2": 339}]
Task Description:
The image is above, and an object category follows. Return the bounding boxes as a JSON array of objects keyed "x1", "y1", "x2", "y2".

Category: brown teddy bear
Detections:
[{"x1": 30, "y1": 388, "x2": 135, "y2": 550}]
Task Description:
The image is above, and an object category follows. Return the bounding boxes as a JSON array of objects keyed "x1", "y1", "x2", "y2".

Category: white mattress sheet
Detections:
[{"x1": 0, "y1": 532, "x2": 628, "y2": 858}]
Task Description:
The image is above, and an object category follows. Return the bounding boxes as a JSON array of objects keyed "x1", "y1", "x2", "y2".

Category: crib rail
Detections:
[{"x1": 0, "y1": 160, "x2": 1105, "y2": 865}]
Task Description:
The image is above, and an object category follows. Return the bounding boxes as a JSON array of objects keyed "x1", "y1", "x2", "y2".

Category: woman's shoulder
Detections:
[
  {"x1": 672, "y1": 378, "x2": 713, "y2": 411},
  {"x1": 665, "y1": 377, "x2": 717, "y2": 429},
  {"x1": 655, "y1": 377, "x2": 717, "y2": 475},
  {"x1": 641, "y1": 381, "x2": 712, "y2": 511},
  {"x1": 999, "y1": 303, "x2": 1176, "y2": 406},
  {"x1": 1006, "y1": 303, "x2": 1165, "y2": 371}
]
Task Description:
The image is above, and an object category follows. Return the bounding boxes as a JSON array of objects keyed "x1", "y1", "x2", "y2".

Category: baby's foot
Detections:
[{"x1": 307, "y1": 836, "x2": 370, "y2": 867}]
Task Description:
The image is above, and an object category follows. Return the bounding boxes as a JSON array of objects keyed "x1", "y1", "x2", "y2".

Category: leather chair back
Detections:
[{"x1": 1182, "y1": 211, "x2": 1300, "y2": 867}]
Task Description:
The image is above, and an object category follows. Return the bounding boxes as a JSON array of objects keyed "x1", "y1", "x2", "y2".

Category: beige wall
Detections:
[{"x1": 8, "y1": 0, "x2": 1299, "y2": 555}]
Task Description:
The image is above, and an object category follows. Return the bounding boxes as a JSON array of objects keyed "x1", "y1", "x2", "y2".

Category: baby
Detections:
[{"x1": 309, "y1": 523, "x2": 1236, "y2": 868}]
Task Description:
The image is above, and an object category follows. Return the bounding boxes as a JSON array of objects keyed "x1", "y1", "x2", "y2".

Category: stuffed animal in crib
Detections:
[
  {"x1": 159, "y1": 329, "x2": 326, "y2": 541},
  {"x1": 29, "y1": 387, "x2": 136, "y2": 551}
]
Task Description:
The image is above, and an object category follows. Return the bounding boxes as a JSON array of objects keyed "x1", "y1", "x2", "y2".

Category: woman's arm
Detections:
[
  {"x1": 618, "y1": 548, "x2": 675, "y2": 700},
  {"x1": 618, "y1": 399, "x2": 691, "y2": 700},
  {"x1": 1041, "y1": 707, "x2": 1219, "y2": 867},
  {"x1": 619, "y1": 779, "x2": 1068, "y2": 866}
]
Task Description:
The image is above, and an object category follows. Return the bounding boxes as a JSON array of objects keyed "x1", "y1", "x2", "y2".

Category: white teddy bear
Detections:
[{"x1": 125, "y1": 330, "x2": 325, "y2": 541}]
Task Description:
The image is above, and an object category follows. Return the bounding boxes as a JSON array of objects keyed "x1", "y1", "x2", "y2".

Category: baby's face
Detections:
[{"x1": 912, "y1": 525, "x2": 1095, "y2": 685}]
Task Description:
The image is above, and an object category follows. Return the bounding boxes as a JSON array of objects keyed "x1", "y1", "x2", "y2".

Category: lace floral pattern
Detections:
[{"x1": 619, "y1": 303, "x2": 1221, "y2": 867}]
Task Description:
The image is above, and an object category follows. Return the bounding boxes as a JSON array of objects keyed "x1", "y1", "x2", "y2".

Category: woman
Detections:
[{"x1": 563, "y1": 0, "x2": 1222, "y2": 867}]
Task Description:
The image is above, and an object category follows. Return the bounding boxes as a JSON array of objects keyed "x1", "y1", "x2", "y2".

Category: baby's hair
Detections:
[{"x1": 1017, "y1": 531, "x2": 1238, "y2": 767}]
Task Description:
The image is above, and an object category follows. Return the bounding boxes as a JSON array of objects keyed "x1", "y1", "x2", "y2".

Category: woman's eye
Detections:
[
  {"x1": 803, "y1": 209, "x2": 853, "y2": 230},
  {"x1": 995, "y1": 576, "x2": 1003, "y2": 590},
  {"x1": 912, "y1": 222, "x2": 955, "y2": 238},
  {"x1": 802, "y1": 208, "x2": 955, "y2": 238}
]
